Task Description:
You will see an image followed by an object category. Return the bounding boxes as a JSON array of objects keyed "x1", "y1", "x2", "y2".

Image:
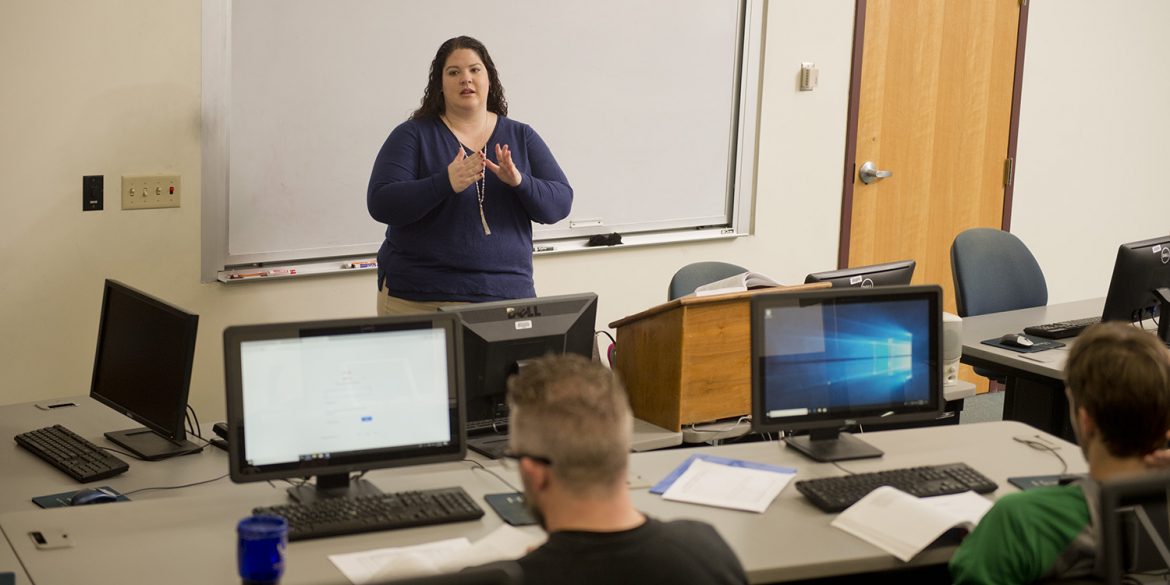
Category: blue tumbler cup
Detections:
[{"x1": 237, "y1": 515, "x2": 287, "y2": 585}]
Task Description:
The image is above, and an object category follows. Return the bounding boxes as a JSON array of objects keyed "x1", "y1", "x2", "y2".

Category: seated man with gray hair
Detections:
[{"x1": 502, "y1": 353, "x2": 747, "y2": 585}]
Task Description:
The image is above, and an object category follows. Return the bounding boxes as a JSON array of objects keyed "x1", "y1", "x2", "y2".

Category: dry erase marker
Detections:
[
  {"x1": 268, "y1": 268, "x2": 297, "y2": 276},
  {"x1": 346, "y1": 260, "x2": 377, "y2": 269},
  {"x1": 229, "y1": 271, "x2": 268, "y2": 279}
]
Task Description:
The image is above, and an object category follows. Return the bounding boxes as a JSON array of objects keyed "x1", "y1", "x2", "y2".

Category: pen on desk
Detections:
[{"x1": 229, "y1": 271, "x2": 268, "y2": 280}]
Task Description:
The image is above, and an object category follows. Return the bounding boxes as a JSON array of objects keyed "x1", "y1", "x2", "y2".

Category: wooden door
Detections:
[{"x1": 841, "y1": 0, "x2": 1028, "y2": 391}]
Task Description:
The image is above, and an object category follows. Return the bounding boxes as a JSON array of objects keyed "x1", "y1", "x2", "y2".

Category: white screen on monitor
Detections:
[{"x1": 239, "y1": 328, "x2": 451, "y2": 467}]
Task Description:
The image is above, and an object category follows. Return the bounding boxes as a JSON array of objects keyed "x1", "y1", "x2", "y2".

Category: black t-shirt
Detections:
[{"x1": 515, "y1": 517, "x2": 748, "y2": 585}]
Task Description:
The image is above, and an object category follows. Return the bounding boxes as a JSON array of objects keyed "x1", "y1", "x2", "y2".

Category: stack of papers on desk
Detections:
[
  {"x1": 653, "y1": 453, "x2": 796, "y2": 513},
  {"x1": 830, "y1": 486, "x2": 993, "y2": 562},
  {"x1": 328, "y1": 524, "x2": 544, "y2": 584}
]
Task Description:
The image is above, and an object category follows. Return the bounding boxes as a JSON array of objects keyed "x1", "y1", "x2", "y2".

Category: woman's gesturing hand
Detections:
[
  {"x1": 448, "y1": 148, "x2": 485, "y2": 192},
  {"x1": 486, "y1": 143, "x2": 522, "y2": 188}
]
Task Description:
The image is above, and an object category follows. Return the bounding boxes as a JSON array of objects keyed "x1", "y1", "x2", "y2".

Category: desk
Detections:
[
  {"x1": 1, "y1": 420, "x2": 1084, "y2": 584},
  {"x1": 959, "y1": 298, "x2": 1102, "y2": 440}
]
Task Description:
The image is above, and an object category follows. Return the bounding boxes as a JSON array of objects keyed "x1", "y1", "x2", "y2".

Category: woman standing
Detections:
[{"x1": 368, "y1": 36, "x2": 573, "y2": 315}]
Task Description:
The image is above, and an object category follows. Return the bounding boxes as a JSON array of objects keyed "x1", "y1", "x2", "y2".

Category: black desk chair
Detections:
[
  {"x1": 951, "y1": 227, "x2": 1049, "y2": 381},
  {"x1": 667, "y1": 261, "x2": 748, "y2": 300},
  {"x1": 1099, "y1": 472, "x2": 1170, "y2": 585}
]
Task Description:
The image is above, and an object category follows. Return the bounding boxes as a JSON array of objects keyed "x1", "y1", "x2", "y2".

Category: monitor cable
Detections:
[
  {"x1": 1013, "y1": 434, "x2": 1068, "y2": 475},
  {"x1": 595, "y1": 330, "x2": 617, "y2": 366},
  {"x1": 185, "y1": 404, "x2": 204, "y2": 439},
  {"x1": 463, "y1": 458, "x2": 520, "y2": 492},
  {"x1": 121, "y1": 472, "x2": 230, "y2": 497}
]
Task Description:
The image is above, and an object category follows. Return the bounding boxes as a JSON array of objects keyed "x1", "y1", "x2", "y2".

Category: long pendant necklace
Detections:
[
  {"x1": 445, "y1": 114, "x2": 492, "y2": 236},
  {"x1": 472, "y1": 145, "x2": 491, "y2": 235}
]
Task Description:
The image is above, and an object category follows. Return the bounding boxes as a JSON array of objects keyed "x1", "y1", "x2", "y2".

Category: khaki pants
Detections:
[{"x1": 377, "y1": 285, "x2": 470, "y2": 316}]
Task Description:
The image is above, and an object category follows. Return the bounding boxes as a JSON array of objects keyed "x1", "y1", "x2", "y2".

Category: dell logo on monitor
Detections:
[
  {"x1": 506, "y1": 306, "x2": 542, "y2": 319},
  {"x1": 1160, "y1": 245, "x2": 1169, "y2": 265}
]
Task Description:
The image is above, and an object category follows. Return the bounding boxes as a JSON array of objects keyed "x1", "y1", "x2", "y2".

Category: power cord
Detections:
[
  {"x1": 1013, "y1": 434, "x2": 1068, "y2": 475},
  {"x1": 121, "y1": 473, "x2": 230, "y2": 497},
  {"x1": 464, "y1": 458, "x2": 520, "y2": 492}
]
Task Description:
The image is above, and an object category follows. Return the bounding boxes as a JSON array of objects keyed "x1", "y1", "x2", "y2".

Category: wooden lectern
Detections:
[{"x1": 608, "y1": 284, "x2": 828, "y2": 431}]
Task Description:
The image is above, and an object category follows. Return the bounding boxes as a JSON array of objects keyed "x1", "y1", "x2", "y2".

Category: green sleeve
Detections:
[{"x1": 949, "y1": 485, "x2": 1089, "y2": 585}]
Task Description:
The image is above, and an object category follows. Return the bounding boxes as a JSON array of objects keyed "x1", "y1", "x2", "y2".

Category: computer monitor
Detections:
[
  {"x1": 1101, "y1": 235, "x2": 1170, "y2": 324},
  {"x1": 751, "y1": 285, "x2": 943, "y2": 462},
  {"x1": 223, "y1": 313, "x2": 465, "y2": 503},
  {"x1": 89, "y1": 279, "x2": 202, "y2": 460},
  {"x1": 804, "y1": 259, "x2": 916, "y2": 288},
  {"x1": 440, "y1": 293, "x2": 597, "y2": 457}
]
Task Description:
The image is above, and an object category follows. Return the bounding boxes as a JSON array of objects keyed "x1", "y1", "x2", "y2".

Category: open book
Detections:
[
  {"x1": 830, "y1": 486, "x2": 993, "y2": 562},
  {"x1": 693, "y1": 271, "x2": 781, "y2": 297}
]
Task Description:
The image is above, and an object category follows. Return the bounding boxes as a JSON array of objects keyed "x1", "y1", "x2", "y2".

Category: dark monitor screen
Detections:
[
  {"x1": 89, "y1": 279, "x2": 201, "y2": 460},
  {"x1": 223, "y1": 313, "x2": 464, "y2": 503},
  {"x1": 440, "y1": 293, "x2": 597, "y2": 454},
  {"x1": 804, "y1": 259, "x2": 916, "y2": 288},
  {"x1": 1102, "y1": 235, "x2": 1170, "y2": 323},
  {"x1": 751, "y1": 285, "x2": 943, "y2": 461}
]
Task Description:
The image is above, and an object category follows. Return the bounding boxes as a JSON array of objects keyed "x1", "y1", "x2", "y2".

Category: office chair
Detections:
[
  {"x1": 951, "y1": 228, "x2": 1048, "y2": 381},
  {"x1": 370, "y1": 562, "x2": 523, "y2": 585},
  {"x1": 951, "y1": 228, "x2": 1048, "y2": 318},
  {"x1": 1098, "y1": 471, "x2": 1170, "y2": 585},
  {"x1": 667, "y1": 261, "x2": 748, "y2": 300}
]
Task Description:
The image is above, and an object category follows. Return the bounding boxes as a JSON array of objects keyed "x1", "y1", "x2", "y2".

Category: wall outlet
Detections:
[
  {"x1": 83, "y1": 175, "x2": 103, "y2": 211},
  {"x1": 122, "y1": 175, "x2": 180, "y2": 210}
]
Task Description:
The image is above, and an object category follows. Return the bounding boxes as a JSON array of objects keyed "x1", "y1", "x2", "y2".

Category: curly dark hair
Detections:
[{"x1": 411, "y1": 36, "x2": 508, "y2": 120}]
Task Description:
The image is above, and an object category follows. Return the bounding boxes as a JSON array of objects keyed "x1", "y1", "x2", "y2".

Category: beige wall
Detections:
[{"x1": 2, "y1": 0, "x2": 1167, "y2": 422}]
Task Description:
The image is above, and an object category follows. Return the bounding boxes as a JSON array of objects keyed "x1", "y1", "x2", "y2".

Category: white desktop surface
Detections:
[
  {"x1": 1, "y1": 420, "x2": 1085, "y2": 584},
  {"x1": 959, "y1": 298, "x2": 1104, "y2": 380}
]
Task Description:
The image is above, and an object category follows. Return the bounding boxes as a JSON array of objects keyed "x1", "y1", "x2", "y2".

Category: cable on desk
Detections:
[
  {"x1": 464, "y1": 458, "x2": 520, "y2": 492},
  {"x1": 1013, "y1": 434, "x2": 1068, "y2": 475},
  {"x1": 830, "y1": 460, "x2": 857, "y2": 476},
  {"x1": 185, "y1": 404, "x2": 203, "y2": 439},
  {"x1": 121, "y1": 473, "x2": 230, "y2": 497},
  {"x1": 595, "y1": 330, "x2": 617, "y2": 366},
  {"x1": 100, "y1": 445, "x2": 149, "y2": 461}
]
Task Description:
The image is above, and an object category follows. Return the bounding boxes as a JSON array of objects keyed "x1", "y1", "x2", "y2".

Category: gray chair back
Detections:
[
  {"x1": 951, "y1": 228, "x2": 1048, "y2": 317},
  {"x1": 668, "y1": 261, "x2": 748, "y2": 300},
  {"x1": 1099, "y1": 471, "x2": 1170, "y2": 585}
]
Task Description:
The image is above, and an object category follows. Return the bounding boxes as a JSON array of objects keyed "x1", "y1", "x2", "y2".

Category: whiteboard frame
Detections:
[{"x1": 201, "y1": 0, "x2": 764, "y2": 283}]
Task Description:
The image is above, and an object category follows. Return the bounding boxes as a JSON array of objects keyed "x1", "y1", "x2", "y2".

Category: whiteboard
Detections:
[{"x1": 202, "y1": 0, "x2": 763, "y2": 280}]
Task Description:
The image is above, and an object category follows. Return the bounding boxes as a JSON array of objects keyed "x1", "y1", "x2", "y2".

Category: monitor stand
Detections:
[
  {"x1": 104, "y1": 427, "x2": 203, "y2": 461},
  {"x1": 785, "y1": 429, "x2": 883, "y2": 462},
  {"x1": 288, "y1": 473, "x2": 383, "y2": 504},
  {"x1": 468, "y1": 432, "x2": 511, "y2": 460}
]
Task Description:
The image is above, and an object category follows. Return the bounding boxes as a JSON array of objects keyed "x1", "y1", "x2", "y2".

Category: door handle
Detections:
[{"x1": 859, "y1": 161, "x2": 892, "y2": 184}]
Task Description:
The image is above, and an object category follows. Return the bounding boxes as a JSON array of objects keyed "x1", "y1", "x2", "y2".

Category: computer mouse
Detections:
[
  {"x1": 69, "y1": 487, "x2": 118, "y2": 506},
  {"x1": 1000, "y1": 333, "x2": 1035, "y2": 349}
]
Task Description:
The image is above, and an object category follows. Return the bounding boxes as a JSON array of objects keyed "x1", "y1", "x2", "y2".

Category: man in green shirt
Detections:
[{"x1": 950, "y1": 322, "x2": 1170, "y2": 584}]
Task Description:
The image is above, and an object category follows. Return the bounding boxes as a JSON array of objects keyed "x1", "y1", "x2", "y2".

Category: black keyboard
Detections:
[
  {"x1": 14, "y1": 424, "x2": 129, "y2": 482},
  {"x1": 254, "y1": 486, "x2": 485, "y2": 541},
  {"x1": 1023, "y1": 316, "x2": 1101, "y2": 339},
  {"x1": 795, "y1": 462, "x2": 998, "y2": 513}
]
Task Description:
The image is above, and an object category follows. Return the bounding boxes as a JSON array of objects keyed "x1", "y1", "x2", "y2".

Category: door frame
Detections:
[{"x1": 836, "y1": 0, "x2": 1032, "y2": 269}]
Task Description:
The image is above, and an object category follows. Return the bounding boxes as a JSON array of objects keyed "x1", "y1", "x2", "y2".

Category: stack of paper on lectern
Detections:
[
  {"x1": 830, "y1": 486, "x2": 993, "y2": 562},
  {"x1": 693, "y1": 271, "x2": 781, "y2": 296},
  {"x1": 654, "y1": 454, "x2": 796, "y2": 513}
]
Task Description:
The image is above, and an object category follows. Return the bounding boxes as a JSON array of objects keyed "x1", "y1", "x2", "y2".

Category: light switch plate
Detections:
[{"x1": 122, "y1": 175, "x2": 180, "y2": 210}]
